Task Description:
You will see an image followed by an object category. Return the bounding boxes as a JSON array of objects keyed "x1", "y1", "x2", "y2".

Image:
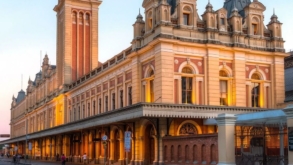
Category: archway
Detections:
[{"x1": 144, "y1": 124, "x2": 155, "y2": 165}]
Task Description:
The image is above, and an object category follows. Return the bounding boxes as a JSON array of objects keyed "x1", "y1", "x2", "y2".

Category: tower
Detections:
[{"x1": 53, "y1": 0, "x2": 102, "y2": 88}]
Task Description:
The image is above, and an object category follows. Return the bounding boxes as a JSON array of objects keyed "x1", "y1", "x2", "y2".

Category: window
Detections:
[
  {"x1": 149, "y1": 18, "x2": 153, "y2": 29},
  {"x1": 251, "y1": 82, "x2": 260, "y2": 107},
  {"x1": 72, "y1": 108, "x2": 76, "y2": 121},
  {"x1": 219, "y1": 70, "x2": 228, "y2": 106},
  {"x1": 78, "y1": 106, "x2": 80, "y2": 120},
  {"x1": 221, "y1": 18, "x2": 225, "y2": 25},
  {"x1": 88, "y1": 103, "x2": 90, "y2": 117},
  {"x1": 251, "y1": 73, "x2": 261, "y2": 108},
  {"x1": 83, "y1": 105, "x2": 85, "y2": 118},
  {"x1": 98, "y1": 98, "x2": 101, "y2": 114},
  {"x1": 182, "y1": 77, "x2": 192, "y2": 104},
  {"x1": 220, "y1": 80, "x2": 228, "y2": 105},
  {"x1": 93, "y1": 101, "x2": 96, "y2": 115},
  {"x1": 181, "y1": 67, "x2": 193, "y2": 104},
  {"x1": 128, "y1": 87, "x2": 132, "y2": 105},
  {"x1": 150, "y1": 80, "x2": 154, "y2": 102},
  {"x1": 183, "y1": 13, "x2": 189, "y2": 25},
  {"x1": 70, "y1": 109, "x2": 72, "y2": 122},
  {"x1": 105, "y1": 96, "x2": 108, "y2": 112},
  {"x1": 252, "y1": 23, "x2": 257, "y2": 35},
  {"x1": 120, "y1": 90, "x2": 123, "y2": 108},
  {"x1": 112, "y1": 93, "x2": 116, "y2": 110}
]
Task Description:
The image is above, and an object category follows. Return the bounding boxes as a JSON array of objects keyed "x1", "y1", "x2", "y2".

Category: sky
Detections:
[{"x1": 0, "y1": 0, "x2": 292, "y2": 136}]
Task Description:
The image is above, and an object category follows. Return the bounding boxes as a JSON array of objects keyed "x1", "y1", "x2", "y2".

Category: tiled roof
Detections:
[{"x1": 223, "y1": 0, "x2": 251, "y2": 18}]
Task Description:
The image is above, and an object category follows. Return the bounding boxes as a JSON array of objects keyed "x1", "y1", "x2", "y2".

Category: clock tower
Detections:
[{"x1": 54, "y1": 0, "x2": 102, "y2": 88}]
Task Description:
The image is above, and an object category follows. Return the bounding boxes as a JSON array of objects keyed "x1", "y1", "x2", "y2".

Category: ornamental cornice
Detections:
[{"x1": 215, "y1": 114, "x2": 237, "y2": 126}]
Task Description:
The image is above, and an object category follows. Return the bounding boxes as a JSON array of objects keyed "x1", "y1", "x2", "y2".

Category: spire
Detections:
[
  {"x1": 270, "y1": 8, "x2": 279, "y2": 23},
  {"x1": 136, "y1": 8, "x2": 144, "y2": 23},
  {"x1": 205, "y1": 0, "x2": 213, "y2": 12}
]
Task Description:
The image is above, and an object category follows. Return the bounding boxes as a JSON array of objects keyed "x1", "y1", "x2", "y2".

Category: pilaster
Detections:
[{"x1": 216, "y1": 114, "x2": 237, "y2": 165}]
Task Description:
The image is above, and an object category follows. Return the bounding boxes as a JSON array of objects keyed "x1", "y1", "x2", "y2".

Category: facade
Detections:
[{"x1": 2, "y1": 0, "x2": 289, "y2": 165}]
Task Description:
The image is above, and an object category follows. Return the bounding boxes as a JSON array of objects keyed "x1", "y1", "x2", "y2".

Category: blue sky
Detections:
[{"x1": 0, "y1": 0, "x2": 292, "y2": 135}]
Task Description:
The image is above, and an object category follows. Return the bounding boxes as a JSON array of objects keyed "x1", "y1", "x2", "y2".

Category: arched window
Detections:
[
  {"x1": 179, "y1": 123, "x2": 198, "y2": 135},
  {"x1": 143, "y1": 67, "x2": 155, "y2": 103},
  {"x1": 182, "y1": 67, "x2": 193, "y2": 104},
  {"x1": 219, "y1": 70, "x2": 228, "y2": 106},
  {"x1": 183, "y1": 6, "x2": 192, "y2": 25},
  {"x1": 251, "y1": 73, "x2": 261, "y2": 107}
]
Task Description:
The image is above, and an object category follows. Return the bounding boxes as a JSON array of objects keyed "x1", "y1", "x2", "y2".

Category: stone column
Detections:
[
  {"x1": 109, "y1": 139, "x2": 115, "y2": 163},
  {"x1": 158, "y1": 118, "x2": 167, "y2": 165},
  {"x1": 216, "y1": 114, "x2": 237, "y2": 165},
  {"x1": 283, "y1": 105, "x2": 293, "y2": 165}
]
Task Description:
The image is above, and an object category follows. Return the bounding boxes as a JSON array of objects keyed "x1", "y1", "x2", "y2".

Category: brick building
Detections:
[{"x1": 0, "y1": 0, "x2": 289, "y2": 165}]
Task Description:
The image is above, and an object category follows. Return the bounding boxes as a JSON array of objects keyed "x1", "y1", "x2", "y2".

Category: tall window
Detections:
[
  {"x1": 220, "y1": 18, "x2": 225, "y2": 25},
  {"x1": 88, "y1": 103, "x2": 90, "y2": 117},
  {"x1": 83, "y1": 105, "x2": 85, "y2": 118},
  {"x1": 128, "y1": 87, "x2": 132, "y2": 105},
  {"x1": 78, "y1": 106, "x2": 80, "y2": 120},
  {"x1": 252, "y1": 23, "x2": 258, "y2": 35},
  {"x1": 219, "y1": 70, "x2": 228, "y2": 106},
  {"x1": 93, "y1": 101, "x2": 96, "y2": 115},
  {"x1": 251, "y1": 73, "x2": 260, "y2": 107},
  {"x1": 183, "y1": 13, "x2": 189, "y2": 25},
  {"x1": 112, "y1": 93, "x2": 116, "y2": 110},
  {"x1": 181, "y1": 67, "x2": 193, "y2": 104},
  {"x1": 98, "y1": 98, "x2": 101, "y2": 114},
  {"x1": 120, "y1": 90, "x2": 123, "y2": 108},
  {"x1": 70, "y1": 109, "x2": 72, "y2": 122},
  {"x1": 150, "y1": 79, "x2": 154, "y2": 102},
  {"x1": 105, "y1": 96, "x2": 108, "y2": 112}
]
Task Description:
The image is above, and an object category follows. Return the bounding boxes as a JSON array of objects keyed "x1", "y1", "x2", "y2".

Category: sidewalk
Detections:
[{"x1": 0, "y1": 157, "x2": 85, "y2": 165}]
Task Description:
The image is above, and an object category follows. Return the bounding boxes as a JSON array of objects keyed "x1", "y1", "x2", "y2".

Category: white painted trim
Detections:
[
  {"x1": 248, "y1": 68, "x2": 266, "y2": 80},
  {"x1": 178, "y1": 61, "x2": 199, "y2": 74}
]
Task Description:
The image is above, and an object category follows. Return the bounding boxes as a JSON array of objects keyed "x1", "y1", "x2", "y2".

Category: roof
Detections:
[
  {"x1": 167, "y1": 0, "x2": 176, "y2": 15},
  {"x1": 204, "y1": 109, "x2": 287, "y2": 126},
  {"x1": 223, "y1": 0, "x2": 251, "y2": 18},
  {"x1": 16, "y1": 90, "x2": 25, "y2": 104}
]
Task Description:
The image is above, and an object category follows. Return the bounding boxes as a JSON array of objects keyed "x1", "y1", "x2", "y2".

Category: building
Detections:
[
  {"x1": 285, "y1": 51, "x2": 293, "y2": 103},
  {"x1": 1, "y1": 0, "x2": 289, "y2": 165}
]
